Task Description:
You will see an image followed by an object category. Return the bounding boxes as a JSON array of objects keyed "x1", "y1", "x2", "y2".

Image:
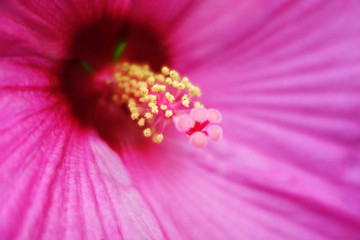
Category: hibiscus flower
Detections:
[{"x1": 1, "y1": 0, "x2": 360, "y2": 239}]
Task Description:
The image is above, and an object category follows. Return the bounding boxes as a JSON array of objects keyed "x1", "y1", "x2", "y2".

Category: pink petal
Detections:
[
  {"x1": 1, "y1": 0, "x2": 360, "y2": 240},
  {"x1": 123, "y1": 138, "x2": 360, "y2": 240},
  {"x1": 0, "y1": 0, "x2": 131, "y2": 59},
  {"x1": 0, "y1": 59, "x2": 164, "y2": 239},
  {"x1": 0, "y1": 110, "x2": 164, "y2": 239},
  {"x1": 125, "y1": 1, "x2": 360, "y2": 239}
]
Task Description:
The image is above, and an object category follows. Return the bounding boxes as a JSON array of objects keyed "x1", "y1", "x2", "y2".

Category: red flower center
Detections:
[{"x1": 58, "y1": 17, "x2": 222, "y2": 149}]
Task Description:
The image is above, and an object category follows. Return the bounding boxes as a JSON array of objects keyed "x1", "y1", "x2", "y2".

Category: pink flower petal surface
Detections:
[{"x1": 0, "y1": 1, "x2": 360, "y2": 240}]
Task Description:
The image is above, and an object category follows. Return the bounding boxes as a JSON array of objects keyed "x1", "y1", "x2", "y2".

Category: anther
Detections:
[
  {"x1": 144, "y1": 128, "x2": 152, "y2": 137},
  {"x1": 165, "y1": 92, "x2": 175, "y2": 103},
  {"x1": 144, "y1": 112, "x2": 153, "y2": 119},
  {"x1": 153, "y1": 134, "x2": 164, "y2": 143},
  {"x1": 161, "y1": 66, "x2": 170, "y2": 75},
  {"x1": 138, "y1": 118, "x2": 145, "y2": 127},
  {"x1": 109, "y1": 62, "x2": 222, "y2": 146},
  {"x1": 165, "y1": 110, "x2": 173, "y2": 118}
]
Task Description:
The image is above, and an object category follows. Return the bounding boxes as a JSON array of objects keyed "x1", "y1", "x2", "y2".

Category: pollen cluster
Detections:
[{"x1": 109, "y1": 62, "x2": 203, "y2": 143}]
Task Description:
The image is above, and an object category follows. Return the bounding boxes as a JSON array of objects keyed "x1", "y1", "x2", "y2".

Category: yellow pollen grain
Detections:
[
  {"x1": 169, "y1": 70, "x2": 180, "y2": 81},
  {"x1": 148, "y1": 102, "x2": 156, "y2": 108},
  {"x1": 178, "y1": 82, "x2": 185, "y2": 90},
  {"x1": 128, "y1": 98, "x2": 135, "y2": 104},
  {"x1": 143, "y1": 95, "x2": 151, "y2": 102},
  {"x1": 143, "y1": 128, "x2": 152, "y2": 137},
  {"x1": 133, "y1": 91, "x2": 141, "y2": 97},
  {"x1": 151, "y1": 106, "x2": 159, "y2": 114},
  {"x1": 165, "y1": 78, "x2": 172, "y2": 85},
  {"x1": 140, "y1": 87, "x2": 148, "y2": 95},
  {"x1": 160, "y1": 105, "x2": 167, "y2": 110},
  {"x1": 143, "y1": 64, "x2": 150, "y2": 71},
  {"x1": 182, "y1": 77, "x2": 189, "y2": 84},
  {"x1": 194, "y1": 101, "x2": 204, "y2": 108},
  {"x1": 181, "y1": 94, "x2": 190, "y2": 107},
  {"x1": 144, "y1": 112, "x2": 153, "y2": 119},
  {"x1": 165, "y1": 110, "x2": 173, "y2": 118},
  {"x1": 151, "y1": 85, "x2": 159, "y2": 92},
  {"x1": 172, "y1": 80, "x2": 179, "y2": 88},
  {"x1": 155, "y1": 74, "x2": 165, "y2": 82},
  {"x1": 114, "y1": 72, "x2": 121, "y2": 80},
  {"x1": 152, "y1": 134, "x2": 164, "y2": 143},
  {"x1": 122, "y1": 76, "x2": 130, "y2": 82},
  {"x1": 158, "y1": 85, "x2": 166, "y2": 92},
  {"x1": 138, "y1": 118, "x2": 145, "y2": 127},
  {"x1": 130, "y1": 79, "x2": 137, "y2": 86},
  {"x1": 131, "y1": 112, "x2": 139, "y2": 120},
  {"x1": 161, "y1": 66, "x2": 170, "y2": 75},
  {"x1": 182, "y1": 99, "x2": 190, "y2": 107},
  {"x1": 147, "y1": 76, "x2": 155, "y2": 85},
  {"x1": 165, "y1": 92, "x2": 175, "y2": 103},
  {"x1": 138, "y1": 82, "x2": 147, "y2": 88},
  {"x1": 121, "y1": 62, "x2": 129, "y2": 70},
  {"x1": 151, "y1": 84, "x2": 166, "y2": 92},
  {"x1": 193, "y1": 86, "x2": 201, "y2": 97},
  {"x1": 187, "y1": 84, "x2": 195, "y2": 91},
  {"x1": 129, "y1": 107, "x2": 137, "y2": 113},
  {"x1": 144, "y1": 95, "x2": 157, "y2": 103},
  {"x1": 149, "y1": 95, "x2": 157, "y2": 103}
]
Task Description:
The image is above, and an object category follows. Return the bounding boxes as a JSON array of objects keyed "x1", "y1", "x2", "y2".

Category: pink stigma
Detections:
[{"x1": 174, "y1": 107, "x2": 223, "y2": 148}]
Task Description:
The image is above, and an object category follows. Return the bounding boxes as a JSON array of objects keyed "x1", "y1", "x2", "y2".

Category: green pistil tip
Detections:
[
  {"x1": 114, "y1": 41, "x2": 127, "y2": 63},
  {"x1": 80, "y1": 61, "x2": 94, "y2": 73}
]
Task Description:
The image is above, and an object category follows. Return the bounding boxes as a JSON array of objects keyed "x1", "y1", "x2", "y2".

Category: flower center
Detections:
[
  {"x1": 59, "y1": 18, "x2": 221, "y2": 148},
  {"x1": 106, "y1": 62, "x2": 223, "y2": 147}
]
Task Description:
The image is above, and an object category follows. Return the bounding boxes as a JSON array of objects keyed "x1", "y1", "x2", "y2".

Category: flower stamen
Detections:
[{"x1": 108, "y1": 62, "x2": 222, "y2": 146}]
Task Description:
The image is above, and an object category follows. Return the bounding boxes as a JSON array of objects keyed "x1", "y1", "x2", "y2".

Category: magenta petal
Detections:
[
  {"x1": 124, "y1": 1, "x2": 360, "y2": 239},
  {"x1": 0, "y1": 0, "x2": 131, "y2": 59},
  {"x1": 0, "y1": 118, "x2": 164, "y2": 239},
  {"x1": 124, "y1": 139, "x2": 360, "y2": 240},
  {"x1": 0, "y1": 62, "x2": 164, "y2": 239},
  {"x1": 1, "y1": 0, "x2": 360, "y2": 239}
]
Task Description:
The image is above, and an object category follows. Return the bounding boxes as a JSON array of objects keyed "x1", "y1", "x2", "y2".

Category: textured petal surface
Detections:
[
  {"x1": 0, "y1": 0, "x2": 131, "y2": 59},
  {"x1": 0, "y1": 58, "x2": 164, "y2": 239},
  {"x1": 126, "y1": 0, "x2": 360, "y2": 239},
  {"x1": 0, "y1": 1, "x2": 162, "y2": 238},
  {"x1": 1, "y1": 0, "x2": 360, "y2": 240}
]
